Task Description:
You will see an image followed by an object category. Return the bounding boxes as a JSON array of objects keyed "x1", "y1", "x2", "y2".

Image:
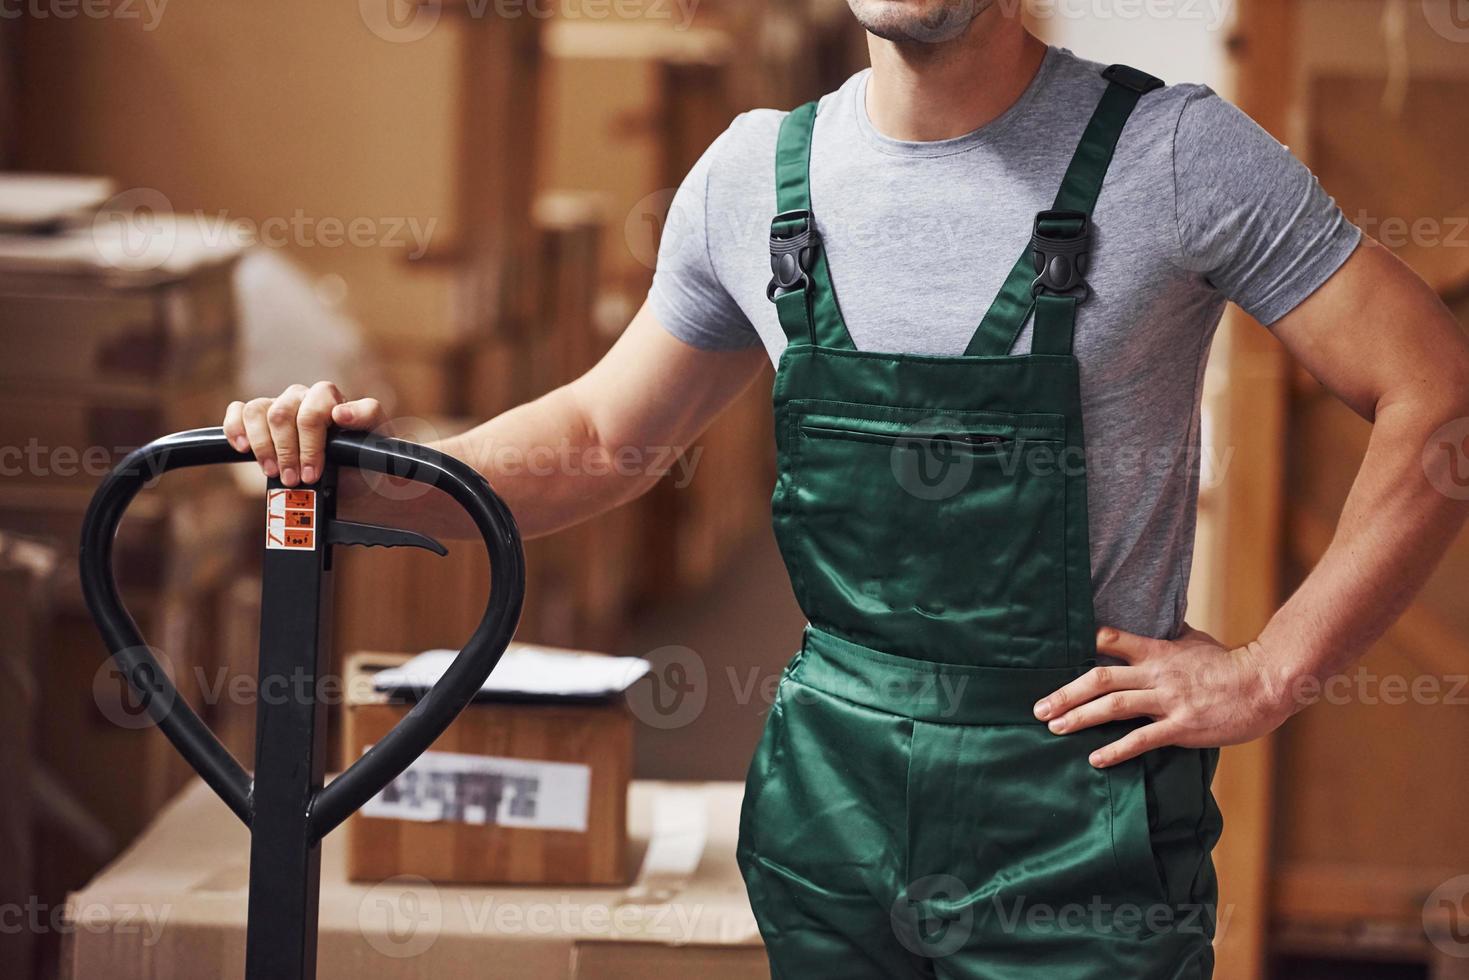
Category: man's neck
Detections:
[{"x1": 864, "y1": 17, "x2": 1046, "y2": 143}]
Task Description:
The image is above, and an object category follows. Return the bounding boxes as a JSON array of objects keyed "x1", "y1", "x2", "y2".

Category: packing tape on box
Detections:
[{"x1": 621, "y1": 787, "x2": 708, "y2": 905}]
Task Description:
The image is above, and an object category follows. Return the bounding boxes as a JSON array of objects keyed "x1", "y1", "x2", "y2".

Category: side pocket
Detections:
[
  {"x1": 1106, "y1": 755, "x2": 1169, "y2": 908},
  {"x1": 737, "y1": 670, "x2": 791, "y2": 867},
  {"x1": 1142, "y1": 746, "x2": 1221, "y2": 911}
]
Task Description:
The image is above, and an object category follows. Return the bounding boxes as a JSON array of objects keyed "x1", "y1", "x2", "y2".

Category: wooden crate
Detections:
[{"x1": 342, "y1": 653, "x2": 633, "y2": 886}]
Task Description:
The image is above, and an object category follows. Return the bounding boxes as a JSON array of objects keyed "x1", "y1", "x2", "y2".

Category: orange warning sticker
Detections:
[{"x1": 267, "y1": 488, "x2": 317, "y2": 551}]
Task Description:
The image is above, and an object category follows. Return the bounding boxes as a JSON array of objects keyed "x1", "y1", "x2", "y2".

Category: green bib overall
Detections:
[{"x1": 736, "y1": 66, "x2": 1224, "y2": 980}]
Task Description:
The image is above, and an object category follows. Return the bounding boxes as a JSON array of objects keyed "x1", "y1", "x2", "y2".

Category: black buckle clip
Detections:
[
  {"x1": 1031, "y1": 209, "x2": 1091, "y2": 300},
  {"x1": 767, "y1": 209, "x2": 818, "y2": 301},
  {"x1": 1102, "y1": 64, "x2": 1165, "y2": 95}
]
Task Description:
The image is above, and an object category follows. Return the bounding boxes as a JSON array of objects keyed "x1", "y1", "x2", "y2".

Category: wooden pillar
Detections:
[{"x1": 1209, "y1": 3, "x2": 1299, "y2": 978}]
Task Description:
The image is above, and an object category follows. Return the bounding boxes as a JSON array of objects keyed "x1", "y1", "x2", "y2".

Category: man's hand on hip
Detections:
[{"x1": 1032, "y1": 626, "x2": 1294, "y2": 768}]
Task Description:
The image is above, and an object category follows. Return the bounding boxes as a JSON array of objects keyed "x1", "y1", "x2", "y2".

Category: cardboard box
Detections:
[
  {"x1": 0, "y1": 259, "x2": 236, "y2": 387},
  {"x1": 343, "y1": 653, "x2": 634, "y2": 886},
  {"x1": 0, "y1": 477, "x2": 252, "y2": 607},
  {"x1": 9, "y1": 478, "x2": 254, "y2": 917},
  {"x1": 0, "y1": 533, "x2": 57, "y2": 980},
  {"x1": 0, "y1": 219, "x2": 239, "y2": 493},
  {"x1": 63, "y1": 778, "x2": 766, "y2": 980}
]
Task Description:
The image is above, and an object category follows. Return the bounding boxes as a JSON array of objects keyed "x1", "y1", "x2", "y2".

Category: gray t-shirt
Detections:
[{"x1": 650, "y1": 46, "x2": 1360, "y2": 640}]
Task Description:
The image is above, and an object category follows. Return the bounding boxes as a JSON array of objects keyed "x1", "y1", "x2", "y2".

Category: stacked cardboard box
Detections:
[
  {"x1": 342, "y1": 652, "x2": 635, "y2": 886},
  {"x1": 334, "y1": 8, "x2": 864, "y2": 656},
  {"x1": 64, "y1": 777, "x2": 766, "y2": 980},
  {"x1": 535, "y1": 18, "x2": 785, "y2": 605},
  {"x1": 0, "y1": 533, "x2": 57, "y2": 980},
  {"x1": 0, "y1": 215, "x2": 256, "y2": 941}
]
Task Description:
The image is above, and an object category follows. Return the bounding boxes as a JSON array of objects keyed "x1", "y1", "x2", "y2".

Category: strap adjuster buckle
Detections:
[
  {"x1": 1030, "y1": 209, "x2": 1091, "y2": 300},
  {"x1": 1102, "y1": 64, "x2": 1165, "y2": 95},
  {"x1": 768, "y1": 209, "x2": 818, "y2": 300}
]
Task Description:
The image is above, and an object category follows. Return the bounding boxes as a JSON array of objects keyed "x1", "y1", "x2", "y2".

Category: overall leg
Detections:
[
  {"x1": 738, "y1": 672, "x2": 934, "y2": 980},
  {"x1": 908, "y1": 729, "x2": 1219, "y2": 980}
]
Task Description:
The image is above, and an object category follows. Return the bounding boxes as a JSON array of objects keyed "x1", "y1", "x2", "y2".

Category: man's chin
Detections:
[{"x1": 850, "y1": 0, "x2": 992, "y2": 46}]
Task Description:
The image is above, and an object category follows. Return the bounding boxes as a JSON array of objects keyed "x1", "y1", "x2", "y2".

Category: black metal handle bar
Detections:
[{"x1": 78, "y1": 426, "x2": 526, "y2": 839}]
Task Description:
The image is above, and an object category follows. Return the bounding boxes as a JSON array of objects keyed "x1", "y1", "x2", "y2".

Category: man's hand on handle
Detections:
[{"x1": 223, "y1": 382, "x2": 387, "y2": 487}]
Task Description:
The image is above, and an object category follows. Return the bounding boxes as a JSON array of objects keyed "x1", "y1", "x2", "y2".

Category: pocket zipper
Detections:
[{"x1": 800, "y1": 423, "x2": 1015, "y2": 452}]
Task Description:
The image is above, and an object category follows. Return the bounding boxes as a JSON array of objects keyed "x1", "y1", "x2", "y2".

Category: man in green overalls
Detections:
[{"x1": 227, "y1": 4, "x2": 1469, "y2": 978}]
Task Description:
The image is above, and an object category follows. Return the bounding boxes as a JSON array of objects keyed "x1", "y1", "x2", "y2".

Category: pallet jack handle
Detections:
[{"x1": 78, "y1": 425, "x2": 526, "y2": 979}]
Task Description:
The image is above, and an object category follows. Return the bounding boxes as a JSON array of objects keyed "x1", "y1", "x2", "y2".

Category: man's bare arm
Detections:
[
  {"x1": 1246, "y1": 238, "x2": 1469, "y2": 690},
  {"x1": 1035, "y1": 237, "x2": 1469, "y2": 765},
  {"x1": 223, "y1": 300, "x2": 769, "y2": 539}
]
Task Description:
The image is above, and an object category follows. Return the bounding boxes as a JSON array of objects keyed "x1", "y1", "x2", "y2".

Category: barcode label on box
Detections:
[{"x1": 361, "y1": 749, "x2": 591, "y2": 832}]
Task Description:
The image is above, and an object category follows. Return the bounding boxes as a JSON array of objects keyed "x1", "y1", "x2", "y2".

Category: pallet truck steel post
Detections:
[{"x1": 79, "y1": 426, "x2": 526, "y2": 980}]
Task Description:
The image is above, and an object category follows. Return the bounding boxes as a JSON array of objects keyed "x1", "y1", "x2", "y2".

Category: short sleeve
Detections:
[
  {"x1": 649, "y1": 123, "x2": 761, "y2": 350},
  {"x1": 1172, "y1": 87, "x2": 1361, "y2": 326}
]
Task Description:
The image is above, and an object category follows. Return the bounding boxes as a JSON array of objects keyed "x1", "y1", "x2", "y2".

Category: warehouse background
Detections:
[{"x1": 2, "y1": 1, "x2": 1467, "y2": 978}]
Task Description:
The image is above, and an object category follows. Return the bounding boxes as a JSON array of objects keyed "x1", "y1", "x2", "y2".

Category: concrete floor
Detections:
[{"x1": 614, "y1": 530, "x2": 807, "y2": 783}]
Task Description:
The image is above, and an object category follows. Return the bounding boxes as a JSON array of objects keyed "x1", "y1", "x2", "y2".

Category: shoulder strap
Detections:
[
  {"x1": 965, "y1": 64, "x2": 1164, "y2": 357},
  {"x1": 768, "y1": 102, "x2": 855, "y2": 350}
]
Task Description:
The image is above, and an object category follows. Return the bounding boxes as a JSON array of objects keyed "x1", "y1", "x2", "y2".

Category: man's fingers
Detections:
[
  {"x1": 332, "y1": 397, "x2": 384, "y2": 430},
  {"x1": 295, "y1": 382, "x2": 343, "y2": 484},
  {"x1": 1090, "y1": 721, "x2": 1175, "y2": 769},
  {"x1": 1095, "y1": 627, "x2": 1161, "y2": 664},
  {"x1": 223, "y1": 401, "x2": 249, "y2": 453},
  {"x1": 267, "y1": 385, "x2": 309, "y2": 486},
  {"x1": 241, "y1": 398, "x2": 278, "y2": 477},
  {"x1": 1034, "y1": 664, "x2": 1146, "y2": 721},
  {"x1": 230, "y1": 382, "x2": 366, "y2": 483},
  {"x1": 1046, "y1": 689, "x2": 1163, "y2": 735}
]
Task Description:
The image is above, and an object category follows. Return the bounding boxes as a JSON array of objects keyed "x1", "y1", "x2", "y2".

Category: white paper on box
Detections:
[
  {"x1": 362, "y1": 749, "x2": 592, "y2": 832},
  {"x1": 370, "y1": 644, "x2": 652, "y2": 700}
]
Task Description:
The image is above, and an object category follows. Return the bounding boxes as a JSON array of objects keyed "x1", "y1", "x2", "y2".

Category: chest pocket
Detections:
[{"x1": 776, "y1": 405, "x2": 1071, "y2": 667}]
